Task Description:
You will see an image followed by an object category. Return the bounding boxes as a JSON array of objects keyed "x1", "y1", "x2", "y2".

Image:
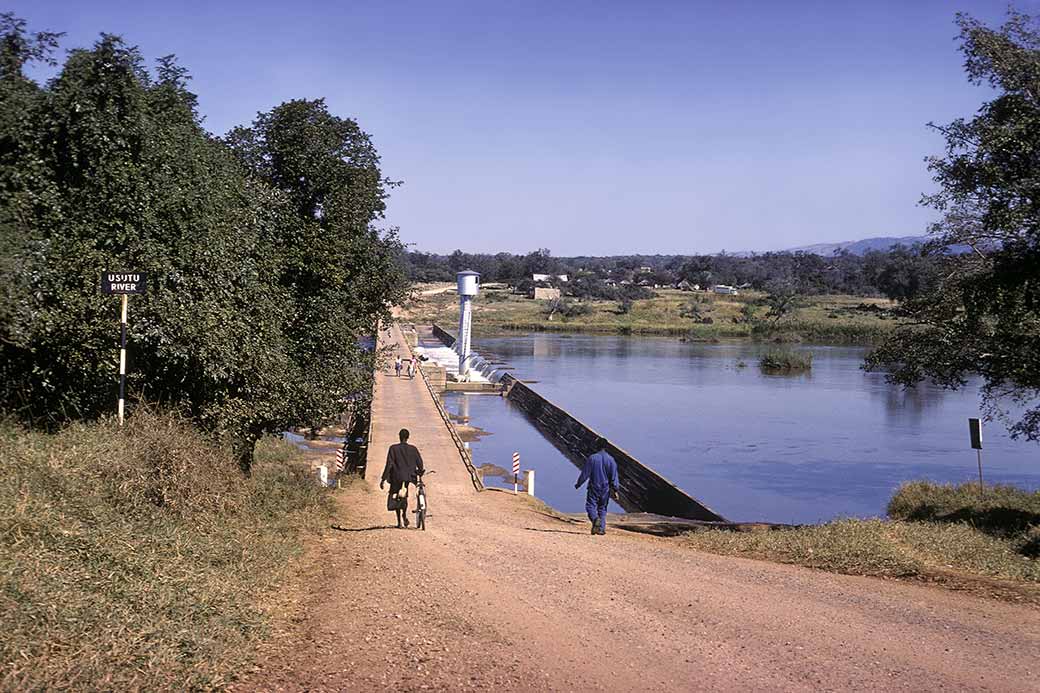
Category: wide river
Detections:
[{"x1": 441, "y1": 333, "x2": 1039, "y2": 524}]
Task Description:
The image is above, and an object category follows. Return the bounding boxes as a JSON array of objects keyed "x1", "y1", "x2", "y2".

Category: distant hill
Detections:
[{"x1": 768, "y1": 235, "x2": 929, "y2": 257}]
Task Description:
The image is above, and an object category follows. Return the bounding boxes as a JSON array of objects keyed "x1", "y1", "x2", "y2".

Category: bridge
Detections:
[{"x1": 238, "y1": 322, "x2": 1040, "y2": 691}]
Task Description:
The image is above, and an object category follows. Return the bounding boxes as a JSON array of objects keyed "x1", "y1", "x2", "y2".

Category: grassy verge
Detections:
[
  {"x1": 403, "y1": 287, "x2": 898, "y2": 344},
  {"x1": 0, "y1": 411, "x2": 334, "y2": 691},
  {"x1": 681, "y1": 482, "x2": 1040, "y2": 601}
]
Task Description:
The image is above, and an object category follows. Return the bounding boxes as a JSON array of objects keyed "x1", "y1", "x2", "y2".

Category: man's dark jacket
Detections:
[{"x1": 382, "y1": 442, "x2": 425, "y2": 490}]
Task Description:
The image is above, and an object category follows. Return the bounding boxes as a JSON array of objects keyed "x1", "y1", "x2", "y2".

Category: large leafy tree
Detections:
[
  {"x1": 224, "y1": 101, "x2": 408, "y2": 462},
  {"x1": 867, "y1": 10, "x2": 1040, "y2": 440},
  {"x1": 0, "y1": 20, "x2": 407, "y2": 472}
]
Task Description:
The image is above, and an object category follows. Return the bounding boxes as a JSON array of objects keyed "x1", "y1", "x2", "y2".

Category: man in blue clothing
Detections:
[{"x1": 575, "y1": 437, "x2": 620, "y2": 535}]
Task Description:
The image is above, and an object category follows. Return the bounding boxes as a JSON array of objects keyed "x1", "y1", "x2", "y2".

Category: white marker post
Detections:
[
  {"x1": 512, "y1": 451, "x2": 520, "y2": 495},
  {"x1": 118, "y1": 294, "x2": 128, "y2": 424},
  {"x1": 969, "y1": 417, "x2": 984, "y2": 492},
  {"x1": 101, "y1": 272, "x2": 148, "y2": 426}
]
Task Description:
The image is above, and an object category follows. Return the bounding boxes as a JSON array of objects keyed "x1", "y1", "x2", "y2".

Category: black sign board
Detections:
[
  {"x1": 101, "y1": 272, "x2": 147, "y2": 295},
  {"x1": 968, "y1": 418, "x2": 983, "y2": 450}
]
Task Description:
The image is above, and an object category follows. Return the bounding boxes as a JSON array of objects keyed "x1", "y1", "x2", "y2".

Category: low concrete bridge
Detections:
[{"x1": 243, "y1": 322, "x2": 1040, "y2": 691}]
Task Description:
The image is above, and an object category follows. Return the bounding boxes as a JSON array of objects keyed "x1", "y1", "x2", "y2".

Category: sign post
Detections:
[
  {"x1": 512, "y1": 451, "x2": 520, "y2": 495},
  {"x1": 968, "y1": 417, "x2": 984, "y2": 492},
  {"x1": 101, "y1": 272, "x2": 147, "y2": 425}
]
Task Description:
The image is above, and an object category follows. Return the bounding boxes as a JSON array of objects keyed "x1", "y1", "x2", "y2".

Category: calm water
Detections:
[{"x1": 443, "y1": 333, "x2": 1039, "y2": 524}]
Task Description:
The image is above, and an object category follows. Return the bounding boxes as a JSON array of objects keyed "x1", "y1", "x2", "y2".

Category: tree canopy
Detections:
[
  {"x1": 0, "y1": 17, "x2": 407, "y2": 471},
  {"x1": 868, "y1": 10, "x2": 1040, "y2": 441}
]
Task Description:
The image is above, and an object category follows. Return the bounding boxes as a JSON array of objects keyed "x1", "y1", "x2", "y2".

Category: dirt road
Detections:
[{"x1": 238, "y1": 326, "x2": 1039, "y2": 692}]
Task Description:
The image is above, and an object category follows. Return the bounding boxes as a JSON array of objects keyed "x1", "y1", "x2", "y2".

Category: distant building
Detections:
[
  {"x1": 533, "y1": 287, "x2": 561, "y2": 301},
  {"x1": 713, "y1": 284, "x2": 739, "y2": 295},
  {"x1": 532, "y1": 273, "x2": 569, "y2": 283}
]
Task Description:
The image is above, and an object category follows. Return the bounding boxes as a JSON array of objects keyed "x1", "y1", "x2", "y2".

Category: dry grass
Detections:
[
  {"x1": 682, "y1": 481, "x2": 1040, "y2": 601},
  {"x1": 402, "y1": 288, "x2": 897, "y2": 343},
  {"x1": 0, "y1": 411, "x2": 334, "y2": 691}
]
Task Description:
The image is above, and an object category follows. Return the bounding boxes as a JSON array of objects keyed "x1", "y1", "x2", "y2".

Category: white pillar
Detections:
[
  {"x1": 525, "y1": 469, "x2": 535, "y2": 497},
  {"x1": 458, "y1": 295, "x2": 472, "y2": 378}
]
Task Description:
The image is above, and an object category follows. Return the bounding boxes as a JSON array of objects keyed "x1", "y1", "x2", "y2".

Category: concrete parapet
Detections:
[{"x1": 430, "y1": 323, "x2": 725, "y2": 522}]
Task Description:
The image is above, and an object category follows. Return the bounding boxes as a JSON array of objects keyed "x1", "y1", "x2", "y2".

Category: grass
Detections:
[
  {"x1": 0, "y1": 410, "x2": 334, "y2": 691},
  {"x1": 403, "y1": 286, "x2": 898, "y2": 344},
  {"x1": 681, "y1": 482, "x2": 1040, "y2": 599},
  {"x1": 759, "y1": 346, "x2": 813, "y2": 372}
]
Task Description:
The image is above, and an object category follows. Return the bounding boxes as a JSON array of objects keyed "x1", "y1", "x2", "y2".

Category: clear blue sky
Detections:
[{"x1": 10, "y1": 1, "x2": 1030, "y2": 255}]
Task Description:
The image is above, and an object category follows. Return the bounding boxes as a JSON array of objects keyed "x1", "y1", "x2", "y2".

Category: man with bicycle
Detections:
[{"x1": 381, "y1": 428, "x2": 425, "y2": 528}]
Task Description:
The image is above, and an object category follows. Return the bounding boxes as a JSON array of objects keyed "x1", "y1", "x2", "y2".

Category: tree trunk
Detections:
[{"x1": 233, "y1": 433, "x2": 258, "y2": 477}]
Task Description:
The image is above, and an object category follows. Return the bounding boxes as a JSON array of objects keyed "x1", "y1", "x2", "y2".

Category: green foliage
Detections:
[
  {"x1": 542, "y1": 297, "x2": 593, "y2": 320},
  {"x1": 0, "y1": 411, "x2": 334, "y2": 690},
  {"x1": 762, "y1": 281, "x2": 803, "y2": 323},
  {"x1": 868, "y1": 10, "x2": 1040, "y2": 441},
  {"x1": 865, "y1": 244, "x2": 939, "y2": 302},
  {"x1": 0, "y1": 19, "x2": 408, "y2": 468},
  {"x1": 759, "y1": 347, "x2": 813, "y2": 372}
]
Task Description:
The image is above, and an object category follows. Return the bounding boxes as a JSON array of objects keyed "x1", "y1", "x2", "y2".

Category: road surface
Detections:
[{"x1": 237, "y1": 325, "x2": 1039, "y2": 692}]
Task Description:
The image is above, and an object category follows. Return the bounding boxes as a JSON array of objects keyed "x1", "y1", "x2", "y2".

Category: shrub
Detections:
[{"x1": 759, "y1": 347, "x2": 813, "y2": 372}]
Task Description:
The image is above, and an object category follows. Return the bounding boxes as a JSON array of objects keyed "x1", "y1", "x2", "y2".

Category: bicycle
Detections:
[{"x1": 413, "y1": 470, "x2": 435, "y2": 530}]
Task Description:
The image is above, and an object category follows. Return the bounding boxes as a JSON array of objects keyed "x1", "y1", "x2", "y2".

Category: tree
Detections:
[
  {"x1": 867, "y1": 10, "x2": 1040, "y2": 441},
  {"x1": 763, "y1": 281, "x2": 802, "y2": 324},
  {"x1": 866, "y1": 245, "x2": 939, "y2": 302},
  {"x1": 0, "y1": 21, "x2": 408, "y2": 473},
  {"x1": 224, "y1": 99, "x2": 407, "y2": 469}
]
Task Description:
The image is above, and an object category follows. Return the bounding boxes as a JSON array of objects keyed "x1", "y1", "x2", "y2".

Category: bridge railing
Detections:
[{"x1": 403, "y1": 329, "x2": 484, "y2": 492}]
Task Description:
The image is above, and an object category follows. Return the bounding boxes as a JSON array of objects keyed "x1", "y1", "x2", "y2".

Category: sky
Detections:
[{"x1": 9, "y1": 1, "x2": 1032, "y2": 255}]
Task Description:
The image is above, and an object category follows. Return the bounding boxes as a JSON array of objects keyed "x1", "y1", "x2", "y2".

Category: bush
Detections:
[
  {"x1": 0, "y1": 410, "x2": 333, "y2": 691},
  {"x1": 759, "y1": 347, "x2": 813, "y2": 372},
  {"x1": 888, "y1": 481, "x2": 1040, "y2": 556}
]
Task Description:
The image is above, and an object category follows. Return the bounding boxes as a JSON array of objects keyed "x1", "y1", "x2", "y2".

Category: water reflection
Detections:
[{"x1": 447, "y1": 334, "x2": 1040, "y2": 524}]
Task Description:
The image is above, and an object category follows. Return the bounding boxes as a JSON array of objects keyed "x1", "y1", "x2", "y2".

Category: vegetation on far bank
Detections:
[
  {"x1": 682, "y1": 482, "x2": 1040, "y2": 601},
  {"x1": 0, "y1": 411, "x2": 335, "y2": 691},
  {"x1": 404, "y1": 286, "x2": 899, "y2": 344}
]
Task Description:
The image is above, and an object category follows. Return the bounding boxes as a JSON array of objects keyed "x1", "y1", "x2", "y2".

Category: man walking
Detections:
[
  {"x1": 381, "y1": 428, "x2": 425, "y2": 528},
  {"x1": 394, "y1": 355, "x2": 402, "y2": 378},
  {"x1": 407, "y1": 358, "x2": 415, "y2": 379},
  {"x1": 575, "y1": 437, "x2": 620, "y2": 535}
]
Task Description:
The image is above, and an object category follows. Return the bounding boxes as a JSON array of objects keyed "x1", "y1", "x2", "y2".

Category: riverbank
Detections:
[
  {"x1": 682, "y1": 481, "x2": 1040, "y2": 603},
  {"x1": 0, "y1": 412, "x2": 334, "y2": 691},
  {"x1": 403, "y1": 286, "x2": 899, "y2": 343}
]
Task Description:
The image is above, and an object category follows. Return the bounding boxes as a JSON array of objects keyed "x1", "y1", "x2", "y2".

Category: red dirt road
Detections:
[{"x1": 238, "y1": 326, "x2": 1039, "y2": 692}]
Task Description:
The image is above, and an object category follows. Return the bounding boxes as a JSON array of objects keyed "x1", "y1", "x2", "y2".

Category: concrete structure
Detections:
[
  {"x1": 533, "y1": 287, "x2": 561, "y2": 301},
  {"x1": 431, "y1": 324, "x2": 725, "y2": 522},
  {"x1": 712, "y1": 284, "x2": 739, "y2": 295},
  {"x1": 456, "y1": 270, "x2": 480, "y2": 379}
]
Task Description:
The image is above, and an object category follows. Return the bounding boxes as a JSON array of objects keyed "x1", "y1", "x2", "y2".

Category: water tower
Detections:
[{"x1": 456, "y1": 270, "x2": 480, "y2": 379}]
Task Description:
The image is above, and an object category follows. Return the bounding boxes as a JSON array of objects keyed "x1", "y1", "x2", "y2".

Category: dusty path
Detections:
[{"x1": 238, "y1": 325, "x2": 1039, "y2": 692}]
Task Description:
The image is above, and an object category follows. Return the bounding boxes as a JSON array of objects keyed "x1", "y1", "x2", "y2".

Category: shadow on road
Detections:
[
  {"x1": 330, "y1": 525, "x2": 399, "y2": 532},
  {"x1": 524, "y1": 527, "x2": 585, "y2": 535}
]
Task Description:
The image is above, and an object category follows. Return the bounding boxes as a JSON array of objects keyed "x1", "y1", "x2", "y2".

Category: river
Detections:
[{"x1": 441, "y1": 333, "x2": 1039, "y2": 524}]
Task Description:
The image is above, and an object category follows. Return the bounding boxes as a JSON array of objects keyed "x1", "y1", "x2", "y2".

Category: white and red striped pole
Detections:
[{"x1": 512, "y1": 451, "x2": 520, "y2": 495}]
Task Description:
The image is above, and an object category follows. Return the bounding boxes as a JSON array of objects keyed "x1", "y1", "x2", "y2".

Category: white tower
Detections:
[{"x1": 456, "y1": 270, "x2": 480, "y2": 379}]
